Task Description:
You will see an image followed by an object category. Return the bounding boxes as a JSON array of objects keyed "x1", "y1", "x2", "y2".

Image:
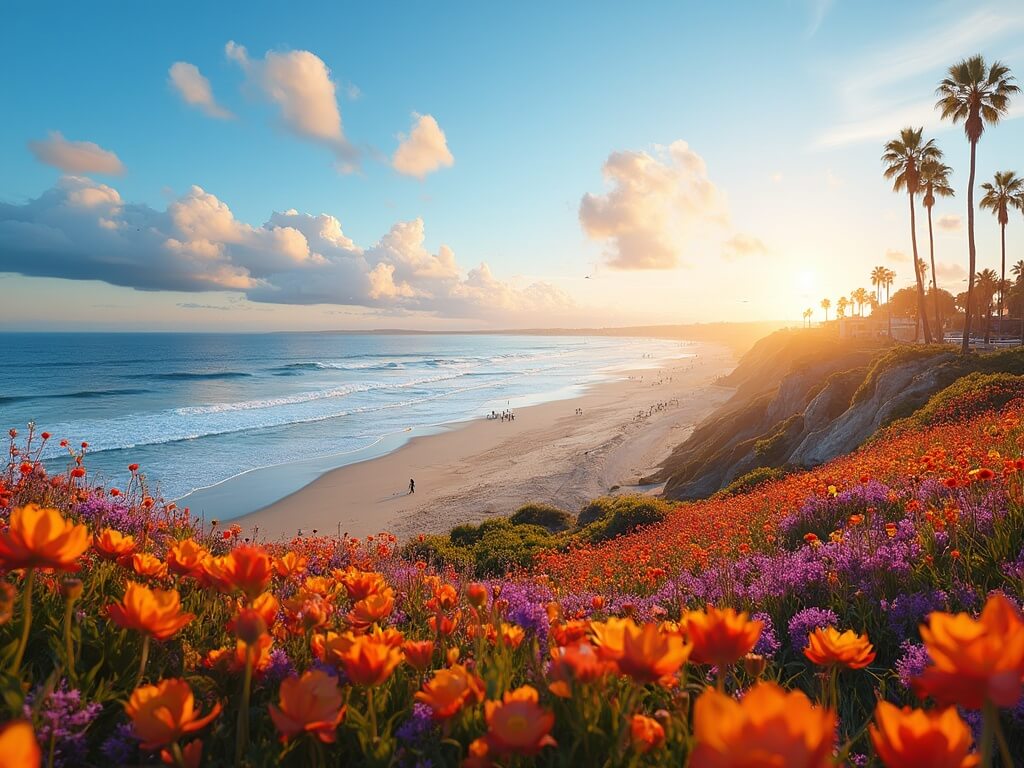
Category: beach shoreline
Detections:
[{"x1": 233, "y1": 342, "x2": 737, "y2": 541}]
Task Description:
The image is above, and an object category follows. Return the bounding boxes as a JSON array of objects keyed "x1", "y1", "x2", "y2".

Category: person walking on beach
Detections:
[{"x1": 409, "y1": 478, "x2": 415, "y2": 494}]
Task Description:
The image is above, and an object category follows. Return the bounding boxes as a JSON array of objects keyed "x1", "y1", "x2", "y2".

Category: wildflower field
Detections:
[{"x1": 2, "y1": 389, "x2": 1024, "y2": 766}]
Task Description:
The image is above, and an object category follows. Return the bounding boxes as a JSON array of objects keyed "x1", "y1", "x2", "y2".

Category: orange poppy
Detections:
[
  {"x1": 166, "y1": 538, "x2": 208, "y2": 577},
  {"x1": 803, "y1": 627, "x2": 876, "y2": 669},
  {"x1": 125, "y1": 678, "x2": 221, "y2": 750},
  {"x1": 414, "y1": 663, "x2": 485, "y2": 719},
  {"x1": 93, "y1": 528, "x2": 136, "y2": 562},
  {"x1": 132, "y1": 552, "x2": 168, "y2": 579},
  {"x1": 338, "y1": 633, "x2": 403, "y2": 686},
  {"x1": 274, "y1": 551, "x2": 308, "y2": 578},
  {"x1": 203, "y1": 545, "x2": 273, "y2": 598},
  {"x1": 869, "y1": 701, "x2": 978, "y2": 768},
  {"x1": 616, "y1": 620, "x2": 691, "y2": 683},
  {"x1": 108, "y1": 581, "x2": 194, "y2": 640},
  {"x1": 0, "y1": 504, "x2": 89, "y2": 571},
  {"x1": 914, "y1": 593, "x2": 1024, "y2": 709},
  {"x1": 0, "y1": 720, "x2": 41, "y2": 768},
  {"x1": 483, "y1": 685, "x2": 557, "y2": 756},
  {"x1": 683, "y1": 606, "x2": 763, "y2": 667},
  {"x1": 348, "y1": 588, "x2": 395, "y2": 626},
  {"x1": 402, "y1": 639, "x2": 435, "y2": 671},
  {"x1": 691, "y1": 682, "x2": 835, "y2": 768},
  {"x1": 269, "y1": 670, "x2": 345, "y2": 744},
  {"x1": 630, "y1": 714, "x2": 665, "y2": 754}
]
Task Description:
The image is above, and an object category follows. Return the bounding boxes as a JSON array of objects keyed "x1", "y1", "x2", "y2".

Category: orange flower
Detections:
[
  {"x1": 160, "y1": 739, "x2": 202, "y2": 768},
  {"x1": 914, "y1": 593, "x2": 1024, "y2": 709},
  {"x1": 339, "y1": 568, "x2": 388, "y2": 601},
  {"x1": 203, "y1": 545, "x2": 273, "y2": 598},
  {"x1": 108, "y1": 581, "x2": 194, "y2": 640},
  {"x1": 414, "y1": 663, "x2": 485, "y2": 719},
  {"x1": 0, "y1": 720, "x2": 41, "y2": 768},
  {"x1": 269, "y1": 669, "x2": 345, "y2": 744},
  {"x1": 125, "y1": 678, "x2": 221, "y2": 750},
  {"x1": 274, "y1": 551, "x2": 308, "y2": 578},
  {"x1": 630, "y1": 714, "x2": 666, "y2": 754},
  {"x1": 869, "y1": 701, "x2": 979, "y2": 768},
  {"x1": 338, "y1": 633, "x2": 404, "y2": 686},
  {"x1": 617, "y1": 620, "x2": 690, "y2": 683},
  {"x1": 402, "y1": 639, "x2": 435, "y2": 671},
  {"x1": 548, "y1": 641, "x2": 615, "y2": 696},
  {"x1": 348, "y1": 588, "x2": 395, "y2": 626},
  {"x1": 497, "y1": 622, "x2": 526, "y2": 649},
  {"x1": 803, "y1": 627, "x2": 876, "y2": 669},
  {"x1": 0, "y1": 504, "x2": 89, "y2": 571},
  {"x1": 205, "y1": 634, "x2": 274, "y2": 673},
  {"x1": 483, "y1": 686, "x2": 557, "y2": 756},
  {"x1": 691, "y1": 682, "x2": 835, "y2": 768},
  {"x1": 93, "y1": 528, "x2": 136, "y2": 562},
  {"x1": 132, "y1": 552, "x2": 168, "y2": 579},
  {"x1": 466, "y1": 582, "x2": 488, "y2": 607},
  {"x1": 684, "y1": 606, "x2": 762, "y2": 667},
  {"x1": 166, "y1": 538, "x2": 208, "y2": 577}
]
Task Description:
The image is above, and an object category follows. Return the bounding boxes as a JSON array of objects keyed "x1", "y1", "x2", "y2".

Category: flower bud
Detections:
[
  {"x1": 466, "y1": 582, "x2": 488, "y2": 608},
  {"x1": 234, "y1": 609, "x2": 268, "y2": 645},
  {"x1": 743, "y1": 652, "x2": 766, "y2": 678}
]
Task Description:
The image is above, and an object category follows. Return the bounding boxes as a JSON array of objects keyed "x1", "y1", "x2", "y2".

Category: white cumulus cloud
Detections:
[
  {"x1": 0, "y1": 176, "x2": 573, "y2": 322},
  {"x1": 169, "y1": 62, "x2": 233, "y2": 119},
  {"x1": 579, "y1": 140, "x2": 728, "y2": 269},
  {"x1": 226, "y1": 40, "x2": 358, "y2": 171},
  {"x1": 27, "y1": 132, "x2": 125, "y2": 175},
  {"x1": 392, "y1": 114, "x2": 454, "y2": 179}
]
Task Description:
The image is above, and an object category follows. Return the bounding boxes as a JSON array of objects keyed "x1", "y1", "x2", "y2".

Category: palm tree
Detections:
[
  {"x1": 870, "y1": 265, "x2": 888, "y2": 305},
  {"x1": 920, "y1": 158, "x2": 954, "y2": 337},
  {"x1": 975, "y1": 268, "x2": 998, "y2": 343},
  {"x1": 802, "y1": 307, "x2": 813, "y2": 328},
  {"x1": 883, "y1": 268, "x2": 896, "y2": 339},
  {"x1": 852, "y1": 287, "x2": 869, "y2": 317},
  {"x1": 821, "y1": 297, "x2": 831, "y2": 322},
  {"x1": 836, "y1": 296, "x2": 849, "y2": 319},
  {"x1": 1013, "y1": 259, "x2": 1024, "y2": 345},
  {"x1": 979, "y1": 171, "x2": 1024, "y2": 340},
  {"x1": 883, "y1": 127, "x2": 941, "y2": 343},
  {"x1": 936, "y1": 55, "x2": 1020, "y2": 352}
]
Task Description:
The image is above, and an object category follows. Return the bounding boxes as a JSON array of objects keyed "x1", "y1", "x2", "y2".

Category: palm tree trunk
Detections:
[
  {"x1": 887, "y1": 284, "x2": 892, "y2": 339},
  {"x1": 909, "y1": 192, "x2": 932, "y2": 343},
  {"x1": 927, "y1": 204, "x2": 941, "y2": 341},
  {"x1": 963, "y1": 140, "x2": 978, "y2": 353},
  {"x1": 999, "y1": 222, "x2": 1006, "y2": 342}
]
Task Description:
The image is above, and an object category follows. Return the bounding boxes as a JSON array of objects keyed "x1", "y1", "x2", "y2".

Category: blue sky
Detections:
[{"x1": 2, "y1": 0, "x2": 1023, "y2": 330}]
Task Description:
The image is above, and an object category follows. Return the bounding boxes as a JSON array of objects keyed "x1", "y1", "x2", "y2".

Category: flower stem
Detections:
[
  {"x1": 170, "y1": 742, "x2": 187, "y2": 768},
  {"x1": 63, "y1": 597, "x2": 76, "y2": 684},
  {"x1": 235, "y1": 644, "x2": 254, "y2": 767},
  {"x1": 136, "y1": 634, "x2": 151, "y2": 689},
  {"x1": 990, "y1": 702, "x2": 1014, "y2": 768},
  {"x1": 10, "y1": 568, "x2": 35, "y2": 675},
  {"x1": 980, "y1": 701, "x2": 995, "y2": 768},
  {"x1": 367, "y1": 686, "x2": 378, "y2": 744}
]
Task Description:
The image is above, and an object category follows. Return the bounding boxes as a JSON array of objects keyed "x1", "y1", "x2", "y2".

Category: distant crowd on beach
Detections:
[
  {"x1": 487, "y1": 409, "x2": 516, "y2": 422},
  {"x1": 633, "y1": 398, "x2": 679, "y2": 422}
]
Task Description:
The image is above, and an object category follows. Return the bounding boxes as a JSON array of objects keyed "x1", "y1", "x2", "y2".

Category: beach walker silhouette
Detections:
[{"x1": 409, "y1": 478, "x2": 415, "y2": 494}]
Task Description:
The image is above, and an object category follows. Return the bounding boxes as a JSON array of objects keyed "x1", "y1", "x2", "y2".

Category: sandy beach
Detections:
[{"x1": 236, "y1": 342, "x2": 736, "y2": 541}]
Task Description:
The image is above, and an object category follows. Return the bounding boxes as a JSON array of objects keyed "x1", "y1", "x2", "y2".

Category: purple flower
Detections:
[
  {"x1": 100, "y1": 723, "x2": 140, "y2": 765},
  {"x1": 894, "y1": 641, "x2": 930, "y2": 690},
  {"x1": 396, "y1": 702, "x2": 436, "y2": 746},
  {"x1": 787, "y1": 607, "x2": 839, "y2": 652},
  {"x1": 882, "y1": 591, "x2": 949, "y2": 637},
  {"x1": 23, "y1": 682, "x2": 101, "y2": 767},
  {"x1": 264, "y1": 648, "x2": 296, "y2": 685},
  {"x1": 751, "y1": 612, "x2": 780, "y2": 658}
]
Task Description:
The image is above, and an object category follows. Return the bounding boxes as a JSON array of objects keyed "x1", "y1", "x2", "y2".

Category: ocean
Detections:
[{"x1": 1, "y1": 332, "x2": 688, "y2": 517}]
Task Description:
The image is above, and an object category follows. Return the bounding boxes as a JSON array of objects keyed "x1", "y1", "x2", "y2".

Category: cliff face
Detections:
[{"x1": 655, "y1": 331, "x2": 1024, "y2": 501}]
